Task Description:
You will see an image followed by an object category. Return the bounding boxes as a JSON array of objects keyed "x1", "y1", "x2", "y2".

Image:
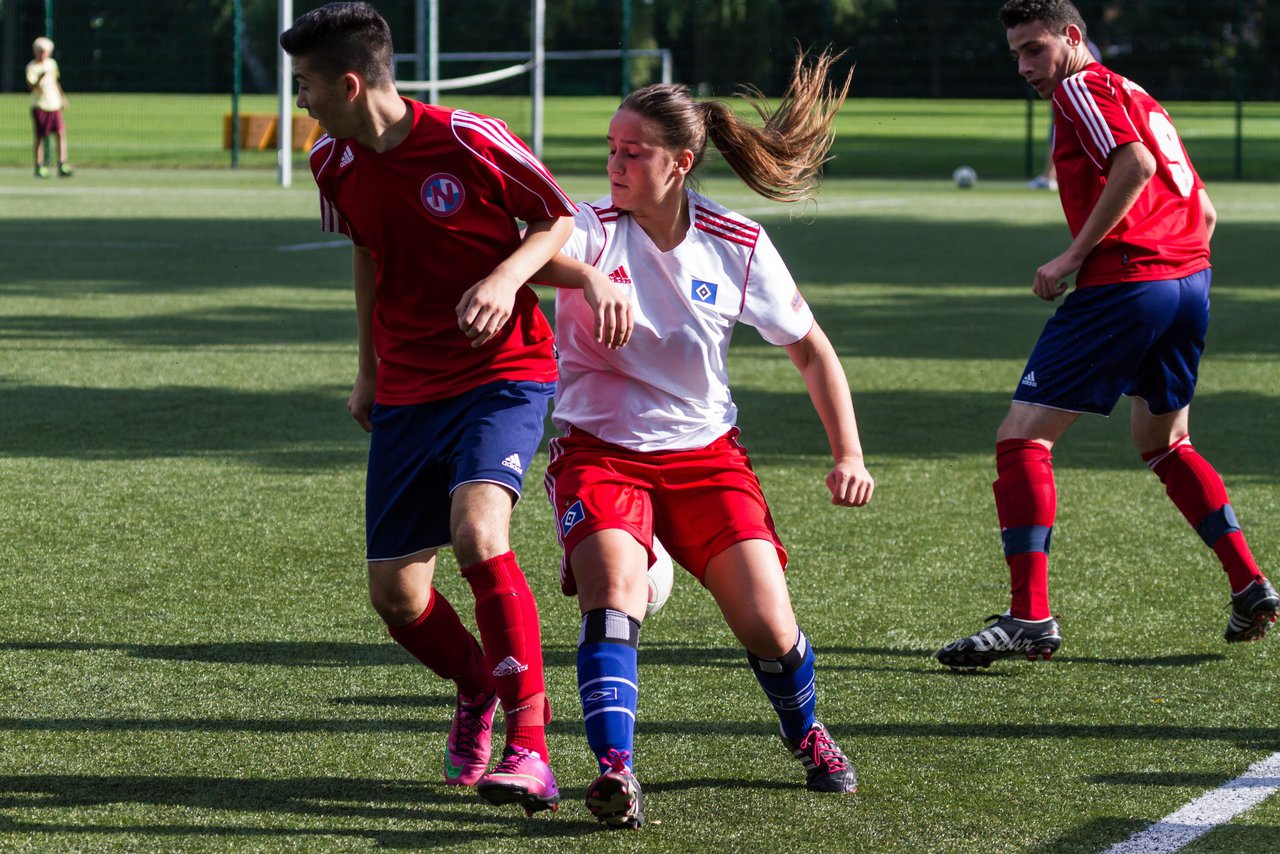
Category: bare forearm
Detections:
[
  {"x1": 490, "y1": 216, "x2": 573, "y2": 290},
  {"x1": 530, "y1": 253, "x2": 598, "y2": 290},
  {"x1": 1066, "y1": 143, "x2": 1155, "y2": 266},
  {"x1": 352, "y1": 248, "x2": 377, "y2": 372},
  {"x1": 789, "y1": 327, "x2": 863, "y2": 462}
]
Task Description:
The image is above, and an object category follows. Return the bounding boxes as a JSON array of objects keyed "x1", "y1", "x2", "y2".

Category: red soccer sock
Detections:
[
  {"x1": 994, "y1": 439, "x2": 1057, "y2": 621},
  {"x1": 462, "y1": 551, "x2": 550, "y2": 758},
  {"x1": 1143, "y1": 436, "x2": 1262, "y2": 593},
  {"x1": 386, "y1": 589, "x2": 493, "y2": 699}
]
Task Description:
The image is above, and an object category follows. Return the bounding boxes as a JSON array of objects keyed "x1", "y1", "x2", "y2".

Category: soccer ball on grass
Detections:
[{"x1": 952, "y1": 165, "x2": 977, "y2": 189}]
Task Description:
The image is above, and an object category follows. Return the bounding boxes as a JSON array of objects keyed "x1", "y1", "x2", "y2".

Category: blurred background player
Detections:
[
  {"x1": 937, "y1": 0, "x2": 1277, "y2": 671},
  {"x1": 536, "y1": 49, "x2": 873, "y2": 829},
  {"x1": 26, "y1": 36, "x2": 72, "y2": 178},
  {"x1": 280, "y1": 1, "x2": 625, "y2": 815}
]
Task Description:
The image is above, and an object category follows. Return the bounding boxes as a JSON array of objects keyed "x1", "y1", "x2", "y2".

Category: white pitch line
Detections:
[
  {"x1": 276, "y1": 240, "x2": 350, "y2": 252},
  {"x1": 0, "y1": 238, "x2": 348, "y2": 253},
  {"x1": 1101, "y1": 751, "x2": 1280, "y2": 854},
  {"x1": 734, "y1": 196, "x2": 909, "y2": 218}
]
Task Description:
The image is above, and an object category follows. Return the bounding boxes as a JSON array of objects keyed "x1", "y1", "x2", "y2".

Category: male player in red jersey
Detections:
[
  {"x1": 281, "y1": 2, "x2": 629, "y2": 814},
  {"x1": 936, "y1": 0, "x2": 1276, "y2": 670}
]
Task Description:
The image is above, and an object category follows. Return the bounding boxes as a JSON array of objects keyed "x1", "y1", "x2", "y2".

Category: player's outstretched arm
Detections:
[
  {"x1": 784, "y1": 322, "x2": 873, "y2": 508},
  {"x1": 1032, "y1": 141, "x2": 1156, "y2": 301},
  {"x1": 456, "y1": 216, "x2": 574, "y2": 348},
  {"x1": 348, "y1": 246, "x2": 377, "y2": 432},
  {"x1": 529, "y1": 254, "x2": 633, "y2": 350}
]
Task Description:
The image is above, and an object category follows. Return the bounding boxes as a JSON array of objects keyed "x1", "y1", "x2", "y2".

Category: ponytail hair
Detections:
[{"x1": 619, "y1": 48, "x2": 852, "y2": 203}]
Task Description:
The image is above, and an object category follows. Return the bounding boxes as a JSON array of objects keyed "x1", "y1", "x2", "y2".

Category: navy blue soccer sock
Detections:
[
  {"x1": 747, "y1": 629, "x2": 817, "y2": 741},
  {"x1": 578, "y1": 608, "x2": 640, "y2": 772}
]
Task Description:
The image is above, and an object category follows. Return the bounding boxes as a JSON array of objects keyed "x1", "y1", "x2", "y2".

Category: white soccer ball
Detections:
[
  {"x1": 952, "y1": 165, "x2": 977, "y2": 189},
  {"x1": 645, "y1": 538, "x2": 675, "y2": 618}
]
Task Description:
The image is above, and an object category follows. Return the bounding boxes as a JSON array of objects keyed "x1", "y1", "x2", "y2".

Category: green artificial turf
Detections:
[{"x1": 0, "y1": 169, "x2": 1276, "y2": 852}]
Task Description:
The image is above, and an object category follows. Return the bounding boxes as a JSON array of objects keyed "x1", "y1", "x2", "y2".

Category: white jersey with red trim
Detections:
[
  {"x1": 1051, "y1": 62, "x2": 1210, "y2": 286},
  {"x1": 553, "y1": 190, "x2": 815, "y2": 452}
]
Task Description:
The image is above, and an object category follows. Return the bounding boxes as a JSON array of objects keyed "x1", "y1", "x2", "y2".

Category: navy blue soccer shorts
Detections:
[
  {"x1": 1013, "y1": 268, "x2": 1211, "y2": 416},
  {"x1": 364, "y1": 379, "x2": 555, "y2": 562}
]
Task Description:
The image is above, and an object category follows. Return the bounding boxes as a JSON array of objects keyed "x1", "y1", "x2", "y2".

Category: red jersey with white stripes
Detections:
[
  {"x1": 552, "y1": 191, "x2": 815, "y2": 452},
  {"x1": 1051, "y1": 62, "x2": 1210, "y2": 287},
  {"x1": 310, "y1": 99, "x2": 576, "y2": 404}
]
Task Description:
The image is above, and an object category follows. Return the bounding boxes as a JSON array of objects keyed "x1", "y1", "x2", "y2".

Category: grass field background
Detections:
[
  {"x1": 0, "y1": 167, "x2": 1278, "y2": 852},
  {"x1": 2, "y1": 93, "x2": 1279, "y2": 181}
]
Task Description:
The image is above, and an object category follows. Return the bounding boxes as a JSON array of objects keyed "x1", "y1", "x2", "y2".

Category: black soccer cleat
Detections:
[
  {"x1": 935, "y1": 613, "x2": 1061, "y2": 671},
  {"x1": 781, "y1": 721, "x2": 857, "y2": 794},
  {"x1": 1224, "y1": 578, "x2": 1279, "y2": 643}
]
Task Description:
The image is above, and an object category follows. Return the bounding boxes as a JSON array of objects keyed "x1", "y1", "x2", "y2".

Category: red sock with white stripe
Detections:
[
  {"x1": 386, "y1": 589, "x2": 492, "y2": 699},
  {"x1": 461, "y1": 550, "x2": 549, "y2": 758},
  {"x1": 1142, "y1": 436, "x2": 1262, "y2": 594},
  {"x1": 994, "y1": 439, "x2": 1057, "y2": 621}
]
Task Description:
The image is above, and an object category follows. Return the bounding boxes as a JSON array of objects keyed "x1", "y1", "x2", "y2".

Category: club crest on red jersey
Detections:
[{"x1": 420, "y1": 173, "x2": 465, "y2": 217}]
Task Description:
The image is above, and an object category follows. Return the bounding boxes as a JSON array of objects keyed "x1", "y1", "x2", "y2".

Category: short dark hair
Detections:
[
  {"x1": 279, "y1": 2, "x2": 394, "y2": 87},
  {"x1": 997, "y1": 0, "x2": 1088, "y2": 39}
]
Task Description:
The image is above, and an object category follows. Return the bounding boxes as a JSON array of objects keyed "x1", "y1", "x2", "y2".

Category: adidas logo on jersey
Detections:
[
  {"x1": 501, "y1": 453, "x2": 523, "y2": 474},
  {"x1": 339, "y1": 146, "x2": 354, "y2": 168},
  {"x1": 608, "y1": 265, "x2": 632, "y2": 286},
  {"x1": 492, "y1": 656, "x2": 529, "y2": 677},
  {"x1": 1021, "y1": 371, "x2": 1038, "y2": 388}
]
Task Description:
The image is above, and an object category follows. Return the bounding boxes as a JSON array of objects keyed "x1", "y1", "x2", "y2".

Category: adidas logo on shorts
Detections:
[
  {"x1": 501, "y1": 453, "x2": 523, "y2": 474},
  {"x1": 1021, "y1": 371, "x2": 1038, "y2": 388}
]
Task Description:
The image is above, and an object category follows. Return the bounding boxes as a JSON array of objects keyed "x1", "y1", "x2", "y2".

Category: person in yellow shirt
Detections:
[{"x1": 25, "y1": 37, "x2": 72, "y2": 178}]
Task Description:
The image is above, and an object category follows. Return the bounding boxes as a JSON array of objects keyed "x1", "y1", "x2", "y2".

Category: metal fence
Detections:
[{"x1": 2, "y1": 0, "x2": 1276, "y2": 178}]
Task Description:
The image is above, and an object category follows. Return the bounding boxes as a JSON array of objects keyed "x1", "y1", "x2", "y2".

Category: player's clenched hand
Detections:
[
  {"x1": 348, "y1": 369, "x2": 376, "y2": 433},
  {"x1": 1032, "y1": 252, "x2": 1078, "y2": 301},
  {"x1": 457, "y1": 274, "x2": 519, "y2": 347},
  {"x1": 826, "y1": 457, "x2": 874, "y2": 507},
  {"x1": 581, "y1": 270, "x2": 633, "y2": 349}
]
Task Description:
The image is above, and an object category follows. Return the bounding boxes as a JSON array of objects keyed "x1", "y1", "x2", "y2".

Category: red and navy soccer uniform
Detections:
[
  {"x1": 309, "y1": 99, "x2": 576, "y2": 559},
  {"x1": 997, "y1": 64, "x2": 1264, "y2": 625},
  {"x1": 307, "y1": 100, "x2": 578, "y2": 754},
  {"x1": 1016, "y1": 63, "x2": 1212, "y2": 417}
]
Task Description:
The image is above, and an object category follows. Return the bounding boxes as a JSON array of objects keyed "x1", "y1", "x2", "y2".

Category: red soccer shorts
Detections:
[{"x1": 544, "y1": 426, "x2": 787, "y2": 590}]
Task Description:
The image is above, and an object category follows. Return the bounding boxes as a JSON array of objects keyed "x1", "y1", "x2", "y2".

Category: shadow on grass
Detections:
[
  {"x1": 1085, "y1": 770, "x2": 1280, "y2": 787},
  {"x1": 0, "y1": 639, "x2": 1228, "y2": 673},
  {"x1": 0, "y1": 305, "x2": 353, "y2": 347},
  {"x1": 0, "y1": 716, "x2": 1275, "y2": 751},
  {"x1": 734, "y1": 387, "x2": 1280, "y2": 481},
  {"x1": 1027, "y1": 817, "x2": 1280, "y2": 854},
  {"x1": 0, "y1": 219, "x2": 345, "y2": 297},
  {"x1": 0, "y1": 775, "x2": 593, "y2": 847},
  {"x1": 0, "y1": 384, "x2": 364, "y2": 469}
]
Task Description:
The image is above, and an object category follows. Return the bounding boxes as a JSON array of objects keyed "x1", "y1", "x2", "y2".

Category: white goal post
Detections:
[
  {"x1": 393, "y1": 48, "x2": 673, "y2": 160},
  {"x1": 278, "y1": 0, "x2": 671, "y2": 183}
]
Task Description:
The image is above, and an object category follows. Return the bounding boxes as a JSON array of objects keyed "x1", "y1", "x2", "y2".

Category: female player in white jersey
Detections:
[{"x1": 536, "y1": 49, "x2": 874, "y2": 829}]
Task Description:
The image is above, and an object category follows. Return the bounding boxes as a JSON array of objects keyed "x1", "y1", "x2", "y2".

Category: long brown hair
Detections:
[{"x1": 619, "y1": 48, "x2": 852, "y2": 203}]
